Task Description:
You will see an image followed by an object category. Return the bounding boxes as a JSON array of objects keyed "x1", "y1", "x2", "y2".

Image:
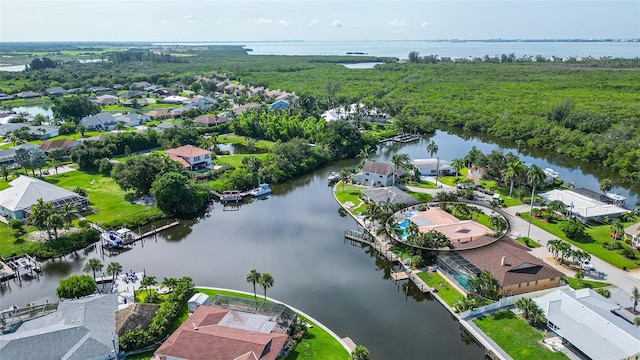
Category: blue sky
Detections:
[{"x1": 1, "y1": 0, "x2": 638, "y2": 42}]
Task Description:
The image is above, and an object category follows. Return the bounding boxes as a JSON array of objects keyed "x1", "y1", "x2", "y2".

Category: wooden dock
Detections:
[
  {"x1": 125, "y1": 221, "x2": 180, "y2": 244},
  {"x1": 378, "y1": 132, "x2": 421, "y2": 144}
]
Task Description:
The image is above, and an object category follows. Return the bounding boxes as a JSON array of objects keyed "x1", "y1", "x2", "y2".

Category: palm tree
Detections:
[
  {"x1": 106, "y1": 261, "x2": 122, "y2": 281},
  {"x1": 610, "y1": 219, "x2": 624, "y2": 244},
  {"x1": 0, "y1": 164, "x2": 9, "y2": 181},
  {"x1": 426, "y1": 140, "x2": 439, "y2": 186},
  {"x1": 547, "y1": 239, "x2": 562, "y2": 259},
  {"x1": 503, "y1": 159, "x2": 526, "y2": 197},
  {"x1": 76, "y1": 124, "x2": 87, "y2": 137},
  {"x1": 338, "y1": 167, "x2": 353, "y2": 191},
  {"x1": 351, "y1": 345, "x2": 370, "y2": 360},
  {"x1": 162, "y1": 277, "x2": 179, "y2": 291},
  {"x1": 140, "y1": 275, "x2": 157, "y2": 296},
  {"x1": 467, "y1": 270, "x2": 501, "y2": 301},
  {"x1": 390, "y1": 153, "x2": 410, "y2": 186},
  {"x1": 357, "y1": 145, "x2": 375, "y2": 161},
  {"x1": 246, "y1": 269, "x2": 261, "y2": 300},
  {"x1": 451, "y1": 158, "x2": 465, "y2": 179},
  {"x1": 60, "y1": 202, "x2": 77, "y2": 229},
  {"x1": 599, "y1": 178, "x2": 613, "y2": 195},
  {"x1": 575, "y1": 271, "x2": 585, "y2": 286},
  {"x1": 83, "y1": 258, "x2": 103, "y2": 281},
  {"x1": 28, "y1": 198, "x2": 53, "y2": 241},
  {"x1": 632, "y1": 286, "x2": 640, "y2": 312},
  {"x1": 526, "y1": 164, "x2": 546, "y2": 237},
  {"x1": 258, "y1": 273, "x2": 274, "y2": 301},
  {"x1": 515, "y1": 297, "x2": 544, "y2": 325},
  {"x1": 557, "y1": 241, "x2": 572, "y2": 264}
]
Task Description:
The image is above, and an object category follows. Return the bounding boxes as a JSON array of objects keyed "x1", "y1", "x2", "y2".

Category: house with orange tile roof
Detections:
[{"x1": 165, "y1": 145, "x2": 212, "y2": 171}]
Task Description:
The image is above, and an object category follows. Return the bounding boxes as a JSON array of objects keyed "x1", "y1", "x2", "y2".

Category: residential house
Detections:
[
  {"x1": 540, "y1": 189, "x2": 630, "y2": 223},
  {"x1": 113, "y1": 84, "x2": 124, "y2": 90},
  {"x1": 361, "y1": 186, "x2": 420, "y2": 207},
  {"x1": 0, "y1": 93, "x2": 14, "y2": 101},
  {"x1": 275, "y1": 92, "x2": 297, "y2": 103},
  {"x1": 154, "y1": 121, "x2": 181, "y2": 133},
  {"x1": 39, "y1": 138, "x2": 79, "y2": 155},
  {"x1": 80, "y1": 112, "x2": 118, "y2": 130},
  {"x1": 438, "y1": 238, "x2": 564, "y2": 296},
  {"x1": 94, "y1": 94, "x2": 119, "y2": 105},
  {"x1": 353, "y1": 160, "x2": 402, "y2": 187},
  {"x1": 152, "y1": 88, "x2": 176, "y2": 97},
  {"x1": 189, "y1": 96, "x2": 216, "y2": 111},
  {"x1": 0, "y1": 175, "x2": 88, "y2": 220},
  {"x1": 0, "y1": 294, "x2": 119, "y2": 359},
  {"x1": 0, "y1": 124, "x2": 59, "y2": 139},
  {"x1": 412, "y1": 159, "x2": 454, "y2": 176},
  {"x1": 154, "y1": 295, "x2": 294, "y2": 360},
  {"x1": 43, "y1": 86, "x2": 67, "y2": 96},
  {"x1": 129, "y1": 81, "x2": 151, "y2": 90},
  {"x1": 534, "y1": 288, "x2": 640, "y2": 360},
  {"x1": 88, "y1": 86, "x2": 113, "y2": 93},
  {"x1": 0, "y1": 149, "x2": 16, "y2": 167},
  {"x1": 166, "y1": 145, "x2": 212, "y2": 171},
  {"x1": 268, "y1": 99, "x2": 289, "y2": 112},
  {"x1": 15, "y1": 91, "x2": 41, "y2": 99},
  {"x1": 158, "y1": 95, "x2": 189, "y2": 104},
  {"x1": 115, "y1": 113, "x2": 149, "y2": 127},
  {"x1": 169, "y1": 104, "x2": 195, "y2": 118},
  {"x1": 144, "y1": 109, "x2": 171, "y2": 120},
  {"x1": 194, "y1": 114, "x2": 227, "y2": 127},
  {"x1": 121, "y1": 99, "x2": 149, "y2": 107},
  {"x1": 231, "y1": 102, "x2": 262, "y2": 117}
]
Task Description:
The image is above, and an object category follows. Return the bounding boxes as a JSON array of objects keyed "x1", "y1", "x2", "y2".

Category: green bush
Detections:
[
  {"x1": 33, "y1": 229, "x2": 100, "y2": 260},
  {"x1": 621, "y1": 248, "x2": 636, "y2": 259},
  {"x1": 559, "y1": 220, "x2": 586, "y2": 239},
  {"x1": 99, "y1": 208, "x2": 165, "y2": 231},
  {"x1": 596, "y1": 288, "x2": 611, "y2": 298}
]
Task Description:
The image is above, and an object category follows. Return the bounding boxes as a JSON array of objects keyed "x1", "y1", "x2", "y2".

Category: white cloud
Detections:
[
  {"x1": 184, "y1": 14, "x2": 196, "y2": 23},
  {"x1": 389, "y1": 19, "x2": 409, "y2": 28},
  {"x1": 277, "y1": 20, "x2": 290, "y2": 26},
  {"x1": 308, "y1": 19, "x2": 319, "y2": 27},
  {"x1": 216, "y1": 18, "x2": 231, "y2": 25},
  {"x1": 331, "y1": 20, "x2": 343, "y2": 28},
  {"x1": 421, "y1": 22, "x2": 429, "y2": 28},
  {"x1": 258, "y1": 18, "x2": 272, "y2": 24}
]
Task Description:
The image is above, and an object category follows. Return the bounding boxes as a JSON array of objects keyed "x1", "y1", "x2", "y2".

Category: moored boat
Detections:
[
  {"x1": 328, "y1": 171, "x2": 339, "y2": 184},
  {"x1": 249, "y1": 183, "x2": 271, "y2": 197}
]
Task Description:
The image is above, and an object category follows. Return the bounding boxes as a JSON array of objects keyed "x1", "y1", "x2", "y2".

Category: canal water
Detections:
[{"x1": 1, "y1": 129, "x2": 638, "y2": 358}]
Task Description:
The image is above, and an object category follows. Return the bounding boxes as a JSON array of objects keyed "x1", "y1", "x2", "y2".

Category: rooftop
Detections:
[{"x1": 540, "y1": 189, "x2": 629, "y2": 220}]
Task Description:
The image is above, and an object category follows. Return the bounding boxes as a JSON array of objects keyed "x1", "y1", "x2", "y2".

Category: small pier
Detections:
[
  {"x1": 378, "y1": 132, "x2": 421, "y2": 144},
  {"x1": 212, "y1": 185, "x2": 271, "y2": 203},
  {"x1": 0, "y1": 254, "x2": 41, "y2": 283},
  {"x1": 129, "y1": 221, "x2": 180, "y2": 243}
]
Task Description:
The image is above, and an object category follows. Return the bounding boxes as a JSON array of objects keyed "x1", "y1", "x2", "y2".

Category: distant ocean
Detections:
[{"x1": 167, "y1": 40, "x2": 639, "y2": 60}]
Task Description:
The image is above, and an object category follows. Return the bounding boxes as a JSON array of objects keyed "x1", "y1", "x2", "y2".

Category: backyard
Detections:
[
  {"x1": 416, "y1": 270, "x2": 463, "y2": 307},
  {"x1": 474, "y1": 310, "x2": 568, "y2": 360}
]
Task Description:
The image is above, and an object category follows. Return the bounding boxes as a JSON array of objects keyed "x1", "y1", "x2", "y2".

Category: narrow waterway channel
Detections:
[{"x1": 2, "y1": 129, "x2": 638, "y2": 358}]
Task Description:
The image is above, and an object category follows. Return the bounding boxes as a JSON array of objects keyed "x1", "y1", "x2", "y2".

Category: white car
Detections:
[{"x1": 580, "y1": 260, "x2": 595, "y2": 271}]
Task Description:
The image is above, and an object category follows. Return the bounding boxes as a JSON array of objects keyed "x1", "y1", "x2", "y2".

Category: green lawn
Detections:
[
  {"x1": 406, "y1": 190, "x2": 433, "y2": 203},
  {"x1": 123, "y1": 351, "x2": 155, "y2": 360},
  {"x1": 474, "y1": 311, "x2": 568, "y2": 360},
  {"x1": 217, "y1": 133, "x2": 276, "y2": 150},
  {"x1": 176, "y1": 288, "x2": 349, "y2": 360},
  {"x1": 215, "y1": 153, "x2": 270, "y2": 169},
  {"x1": 416, "y1": 271, "x2": 463, "y2": 307},
  {"x1": 520, "y1": 213, "x2": 638, "y2": 269},
  {"x1": 493, "y1": 187, "x2": 523, "y2": 207},
  {"x1": 516, "y1": 237, "x2": 542, "y2": 248},
  {"x1": 561, "y1": 276, "x2": 610, "y2": 290},
  {"x1": 46, "y1": 171, "x2": 164, "y2": 227},
  {"x1": 406, "y1": 180, "x2": 437, "y2": 189}
]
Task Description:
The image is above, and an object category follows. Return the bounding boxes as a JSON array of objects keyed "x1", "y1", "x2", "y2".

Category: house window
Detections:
[
  {"x1": 365, "y1": 172, "x2": 370, "y2": 176},
  {"x1": 550, "y1": 277, "x2": 555, "y2": 281},
  {"x1": 526, "y1": 281, "x2": 530, "y2": 287},
  {"x1": 379, "y1": 175, "x2": 382, "y2": 178},
  {"x1": 518, "y1": 283, "x2": 521, "y2": 288},
  {"x1": 535, "y1": 280, "x2": 538, "y2": 285}
]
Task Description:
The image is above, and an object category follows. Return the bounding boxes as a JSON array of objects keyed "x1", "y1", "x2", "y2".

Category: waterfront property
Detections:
[
  {"x1": 540, "y1": 189, "x2": 630, "y2": 223},
  {"x1": 411, "y1": 158, "x2": 454, "y2": 176},
  {"x1": 0, "y1": 293, "x2": 119, "y2": 359},
  {"x1": 533, "y1": 288, "x2": 640, "y2": 360},
  {"x1": 0, "y1": 175, "x2": 88, "y2": 220},
  {"x1": 410, "y1": 207, "x2": 494, "y2": 244},
  {"x1": 438, "y1": 238, "x2": 564, "y2": 296},
  {"x1": 352, "y1": 160, "x2": 405, "y2": 187},
  {"x1": 155, "y1": 295, "x2": 296, "y2": 360},
  {"x1": 165, "y1": 145, "x2": 212, "y2": 171},
  {"x1": 361, "y1": 186, "x2": 420, "y2": 207}
]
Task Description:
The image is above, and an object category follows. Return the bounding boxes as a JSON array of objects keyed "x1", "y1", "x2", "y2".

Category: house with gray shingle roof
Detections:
[
  {"x1": 353, "y1": 160, "x2": 404, "y2": 187},
  {"x1": 43, "y1": 86, "x2": 67, "y2": 96},
  {"x1": 0, "y1": 293, "x2": 119, "y2": 359},
  {"x1": 81, "y1": 112, "x2": 118, "y2": 130},
  {"x1": 362, "y1": 186, "x2": 420, "y2": 207}
]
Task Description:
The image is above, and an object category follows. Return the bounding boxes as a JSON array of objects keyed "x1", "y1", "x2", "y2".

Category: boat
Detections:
[
  {"x1": 101, "y1": 231, "x2": 123, "y2": 248},
  {"x1": 328, "y1": 172, "x2": 339, "y2": 184},
  {"x1": 249, "y1": 183, "x2": 271, "y2": 197},
  {"x1": 220, "y1": 190, "x2": 242, "y2": 202}
]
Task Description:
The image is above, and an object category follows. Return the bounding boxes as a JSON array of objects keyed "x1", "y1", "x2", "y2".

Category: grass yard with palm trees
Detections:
[
  {"x1": 416, "y1": 271, "x2": 463, "y2": 307},
  {"x1": 520, "y1": 213, "x2": 639, "y2": 269},
  {"x1": 334, "y1": 182, "x2": 367, "y2": 214},
  {"x1": 474, "y1": 310, "x2": 568, "y2": 360}
]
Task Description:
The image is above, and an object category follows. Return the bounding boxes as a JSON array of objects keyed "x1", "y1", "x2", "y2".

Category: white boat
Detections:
[
  {"x1": 249, "y1": 183, "x2": 271, "y2": 197},
  {"x1": 221, "y1": 190, "x2": 242, "y2": 202},
  {"x1": 101, "y1": 231, "x2": 123, "y2": 247},
  {"x1": 328, "y1": 172, "x2": 339, "y2": 184}
]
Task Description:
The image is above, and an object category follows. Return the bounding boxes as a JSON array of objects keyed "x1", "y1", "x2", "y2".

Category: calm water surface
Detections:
[{"x1": 2, "y1": 129, "x2": 639, "y2": 358}]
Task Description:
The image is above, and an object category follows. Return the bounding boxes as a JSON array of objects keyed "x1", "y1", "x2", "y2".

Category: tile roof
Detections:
[
  {"x1": 456, "y1": 238, "x2": 564, "y2": 287},
  {"x1": 194, "y1": 114, "x2": 227, "y2": 125},
  {"x1": 155, "y1": 306, "x2": 287, "y2": 360},
  {"x1": 166, "y1": 145, "x2": 211, "y2": 159}
]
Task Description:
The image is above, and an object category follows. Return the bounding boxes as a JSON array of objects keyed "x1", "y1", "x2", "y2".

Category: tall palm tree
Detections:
[
  {"x1": 258, "y1": 273, "x2": 274, "y2": 301},
  {"x1": 390, "y1": 153, "x2": 410, "y2": 186},
  {"x1": 503, "y1": 159, "x2": 526, "y2": 197},
  {"x1": 426, "y1": 140, "x2": 439, "y2": 186},
  {"x1": 0, "y1": 164, "x2": 9, "y2": 181},
  {"x1": 515, "y1": 297, "x2": 544, "y2": 325},
  {"x1": 451, "y1": 158, "x2": 464, "y2": 179},
  {"x1": 60, "y1": 202, "x2": 77, "y2": 229},
  {"x1": 526, "y1": 164, "x2": 546, "y2": 237},
  {"x1": 140, "y1": 275, "x2": 157, "y2": 296},
  {"x1": 28, "y1": 198, "x2": 53, "y2": 241},
  {"x1": 83, "y1": 258, "x2": 103, "y2": 281},
  {"x1": 338, "y1": 167, "x2": 353, "y2": 191},
  {"x1": 631, "y1": 286, "x2": 640, "y2": 312},
  {"x1": 246, "y1": 269, "x2": 261, "y2": 300},
  {"x1": 610, "y1": 219, "x2": 624, "y2": 244},
  {"x1": 106, "y1": 261, "x2": 122, "y2": 281}
]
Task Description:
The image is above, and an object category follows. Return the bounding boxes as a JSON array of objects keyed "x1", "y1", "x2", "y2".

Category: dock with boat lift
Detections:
[
  {"x1": 211, "y1": 184, "x2": 272, "y2": 202},
  {"x1": 378, "y1": 132, "x2": 421, "y2": 144}
]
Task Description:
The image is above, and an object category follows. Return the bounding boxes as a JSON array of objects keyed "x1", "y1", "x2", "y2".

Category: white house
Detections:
[
  {"x1": 353, "y1": 161, "x2": 403, "y2": 187},
  {"x1": 412, "y1": 158, "x2": 453, "y2": 176}
]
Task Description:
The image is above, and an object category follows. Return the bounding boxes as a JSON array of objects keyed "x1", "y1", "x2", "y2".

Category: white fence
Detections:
[{"x1": 460, "y1": 286, "x2": 570, "y2": 320}]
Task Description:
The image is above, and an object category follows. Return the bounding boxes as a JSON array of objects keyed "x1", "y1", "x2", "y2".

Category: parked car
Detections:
[{"x1": 579, "y1": 260, "x2": 595, "y2": 271}]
